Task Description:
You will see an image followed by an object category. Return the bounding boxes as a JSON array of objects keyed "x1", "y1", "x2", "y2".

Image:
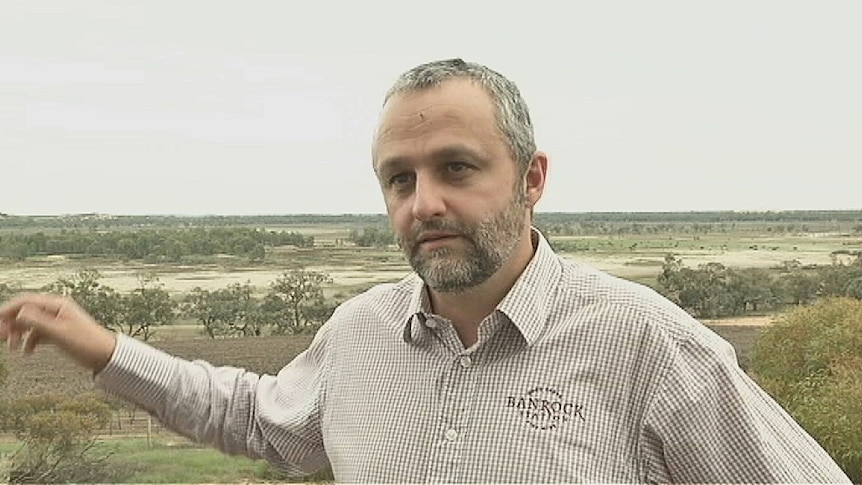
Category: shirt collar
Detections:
[
  {"x1": 401, "y1": 227, "x2": 562, "y2": 347},
  {"x1": 496, "y1": 228, "x2": 562, "y2": 346}
]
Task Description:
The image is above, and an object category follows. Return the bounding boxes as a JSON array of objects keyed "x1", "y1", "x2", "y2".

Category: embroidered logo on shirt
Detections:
[{"x1": 506, "y1": 386, "x2": 585, "y2": 430}]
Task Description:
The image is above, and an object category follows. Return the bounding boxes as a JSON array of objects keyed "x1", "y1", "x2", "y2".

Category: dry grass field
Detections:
[{"x1": 1, "y1": 335, "x2": 316, "y2": 401}]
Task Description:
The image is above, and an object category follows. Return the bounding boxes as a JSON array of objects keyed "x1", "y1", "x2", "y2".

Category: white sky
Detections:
[{"x1": 1, "y1": 0, "x2": 860, "y2": 215}]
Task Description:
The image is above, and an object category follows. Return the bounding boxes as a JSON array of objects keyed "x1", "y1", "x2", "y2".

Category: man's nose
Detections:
[{"x1": 411, "y1": 176, "x2": 446, "y2": 221}]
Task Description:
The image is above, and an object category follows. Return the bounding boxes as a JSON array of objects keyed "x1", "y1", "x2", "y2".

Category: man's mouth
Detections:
[{"x1": 417, "y1": 232, "x2": 460, "y2": 244}]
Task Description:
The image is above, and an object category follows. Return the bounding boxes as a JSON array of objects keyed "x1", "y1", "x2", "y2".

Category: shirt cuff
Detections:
[{"x1": 94, "y1": 333, "x2": 176, "y2": 410}]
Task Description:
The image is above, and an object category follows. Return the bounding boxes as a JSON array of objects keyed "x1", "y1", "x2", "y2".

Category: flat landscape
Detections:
[{"x1": 0, "y1": 211, "x2": 860, "y2": 482}]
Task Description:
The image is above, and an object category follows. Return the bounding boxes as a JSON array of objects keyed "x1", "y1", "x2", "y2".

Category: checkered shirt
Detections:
[{"x1": 96, "y1": 230, "x2": 850, "y2": 483}]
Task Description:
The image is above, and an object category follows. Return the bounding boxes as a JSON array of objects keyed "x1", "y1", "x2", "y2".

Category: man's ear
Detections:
[{"x1": 523, "y1": 151, "x2": 548, "y2": 209}]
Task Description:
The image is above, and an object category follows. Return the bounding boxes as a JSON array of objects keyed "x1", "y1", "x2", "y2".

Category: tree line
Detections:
[
  {"x1": 4, "y1": 211, "x2": 860, "y2": 232},
  {"x1": 655, "y1": 254, "x2": 862, "y2": 318},
  {"x1": 0, "y1": 227, "x2": 313, "y2": 262},
  {"x1": 0, "y1": 268, "x2": 335, "y2": 340}
]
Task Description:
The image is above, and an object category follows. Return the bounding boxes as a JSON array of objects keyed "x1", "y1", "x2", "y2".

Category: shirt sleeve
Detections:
[
  {"x1": 94, "y1": 329, "x2": 330, "y2": 476},
  {"x1": 639, "y1": 331, "x2": 851, "y2": 484}
]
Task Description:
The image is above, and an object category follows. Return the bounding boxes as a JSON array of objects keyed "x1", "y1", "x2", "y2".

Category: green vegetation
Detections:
[
  {"x1": 0, "y1": 227, "x2": 312, "y2": 263},
  {"x1": 752, "y1": 298, "x2": 862, "y2": 482},
  {"x1": 184, "y1": 270, "x2": 335, "y2": 338},
  {"x1": 0, "y1": 437, "x2": 332, "y2": 484},
  {"x1": 0, "y1": 393, "x2": 120, "y2": 483},
  {"x1": 656, "y1": 255, "x2": 862, "y2": 318},
  {"x1": 42, "y1": 268, "x2": 337, "y2": 340},
  {"x1": 44, "y1": 270, "x2": 175, "y2": 341},
  {"x1": 348, "y1": 226, "x2": 394, "y2": 247}
]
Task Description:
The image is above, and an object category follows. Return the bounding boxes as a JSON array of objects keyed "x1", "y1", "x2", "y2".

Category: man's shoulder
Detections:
[
  {"x1": 328, "y1": 273, "x2": 418, "y2": 322},
  {"x1": 554, "y1": 257, "x2": 711, "y2": 344},
  {"x1": 553, "y1": 257, "x2": 738, "y2": 365}
]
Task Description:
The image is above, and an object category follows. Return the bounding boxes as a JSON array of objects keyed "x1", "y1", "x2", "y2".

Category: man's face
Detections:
[{"x1": 373, "y1": 79, "x2": 529, "y2": 293}]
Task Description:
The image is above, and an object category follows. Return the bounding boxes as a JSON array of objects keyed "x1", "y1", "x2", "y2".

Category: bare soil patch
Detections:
[{"x1": 703, "y1": 316, "x2": 774, "y2": 327}]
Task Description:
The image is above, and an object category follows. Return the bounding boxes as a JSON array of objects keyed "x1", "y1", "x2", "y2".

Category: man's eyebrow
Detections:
[
  {"x1": 375, "y1": 157, "x2": 409, "y2": 176},
  {"x1": 430, "y1": 145, "x2": 484, "y2": 162},
  {"x1": 376, "y1": 145, "x2": 486, "y2": 176}
]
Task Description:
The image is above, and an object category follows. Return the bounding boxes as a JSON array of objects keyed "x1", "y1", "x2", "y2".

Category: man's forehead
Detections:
[
  {"x1": 372, "y1": 80, "x2": 499, "y2": 168},
  {"x1": 381, "y1": 80, "x2": 491, "y2": 118},
  {"x1": 378, "y1": 88, "x2": 494, "y2": 137}
]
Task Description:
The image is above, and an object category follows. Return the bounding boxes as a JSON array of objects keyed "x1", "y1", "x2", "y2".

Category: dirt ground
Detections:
[
  {"x1": 703, "y1": 315, "x2": 774, "y2": 327},
  {"x1": 0, "y1": 260, "x2": 410, "y2": 294}
]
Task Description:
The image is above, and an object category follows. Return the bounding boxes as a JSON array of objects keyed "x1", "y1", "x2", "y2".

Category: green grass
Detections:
[
  {"x1": 111, "y1": 440, "x2": 264, "y2": 483},
  {"x1": 0, "y1": 437, "x2": 334, "y2": 483}
]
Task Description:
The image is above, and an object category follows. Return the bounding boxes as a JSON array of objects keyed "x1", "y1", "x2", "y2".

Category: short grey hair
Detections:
[{"x1": 381, "y1": 58, "x2": 536, "y2": 176}]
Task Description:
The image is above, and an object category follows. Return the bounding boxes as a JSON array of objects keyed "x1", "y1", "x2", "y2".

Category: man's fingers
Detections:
[
  {"x1": 15, "y1": 303, "x2": 63, "y2": 333},
  {"x1": 23, "y1": 329, "x2": 42, "y2": 354},
  {"x1": 7, "y1": 329, "x2": 22, "y2": 351},
  {"x1": 0, "y1": 293, "x2": 65, "y2": 321}
]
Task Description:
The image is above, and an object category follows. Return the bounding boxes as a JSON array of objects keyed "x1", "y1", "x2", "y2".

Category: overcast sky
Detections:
[{"x1": 1, "y1": 1, "x2": 860, "y2": 215}]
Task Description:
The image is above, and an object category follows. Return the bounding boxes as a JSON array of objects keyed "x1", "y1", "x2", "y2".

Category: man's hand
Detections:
[{"x1": 0, "y1": 294, "x2": 117, "y2": 373}]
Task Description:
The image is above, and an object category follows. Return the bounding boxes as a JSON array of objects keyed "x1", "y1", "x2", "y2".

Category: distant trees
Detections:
[
  {"x1": 183, "y1": 270, "x2": 335, "y2": 338},
  {"x1": 0, "y1": 227, "x2": 313, "y2": 263},
  {"x1": 5, "y1": 268, "x2": 338, "y2": 341},
  {"x1": 348, "y1": 227, "x2": 394, "y2": 247},
  {"x1": 43, "y1": 270, "x2": 124, "y2": 330},
  {"x1": 265, "y1": 270, "x2": 334, "y2": 333},
  {"x1": 656, "y1": 254, "x2": 862, "y2": 319},
  {"x1": 40, "y1": 270, "x2": 174, "y2": 341},
  {"x1": 0, "y1": 282, "x2": 18, "y2": 302},
  {"x1": 120, "y1": 276, "x2": 176, "y2": 341},
  {"x1": 184, "y1": 283, "x2": 263, "y2": 338}
]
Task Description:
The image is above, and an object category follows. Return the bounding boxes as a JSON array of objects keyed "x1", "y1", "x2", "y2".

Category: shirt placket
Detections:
[{"x1": 425, "y1": 322, "x2": 478, "y2": 484}]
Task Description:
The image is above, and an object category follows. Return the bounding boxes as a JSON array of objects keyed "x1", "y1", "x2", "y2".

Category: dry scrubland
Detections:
[
  {"x1": 2, "y1": 227, "x2": 853, "y2": 295},
  {"x1": 0, "y1": 214, "x2": 860, "y2": 482},
  {"x1": 2, "y1": 223, "x2": 828, "y2": 406},
  {"x1": 1, "y1": 221, "x2": 857, "y2": 396}
]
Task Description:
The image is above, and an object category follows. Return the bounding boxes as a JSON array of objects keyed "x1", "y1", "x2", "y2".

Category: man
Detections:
[{"x1": 0, "y1": 59, "x2": 851, "y2": 483}]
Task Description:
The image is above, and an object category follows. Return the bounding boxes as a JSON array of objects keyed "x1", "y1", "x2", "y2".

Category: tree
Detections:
[
  {"x1": 0, "y1": 282, "x2": 17, "y2": 302},
  {"x1": 778, "y1": 271, "x2": 820, "y2": 306},
  {"x1": 844, "y1": 277, "x2": 862, "y2": 300},
  {"x1": 43, "y1": 270, "x2": 123, "y2": 330},
  {"x1": 656, "y1": 255, "x2": 738, "y2": 318},
  {"x1": 348, "y1": 227, "x2": 394, "y2": 247},
  {"x1": 184, "y1": 283, "x2": 263, "y2": 338},
  {"x1": 264, "y1": 270, "x2": 333, "y2": 333},
  {"x1": 752, "y1": 298, "x2": 862, "y2": 481},
  {"x1": 120, "y1": 275, "x2": 176, "y2": 341},
  {"x1": 727, "y1": 268, "x2": 777, "y2": 313}
]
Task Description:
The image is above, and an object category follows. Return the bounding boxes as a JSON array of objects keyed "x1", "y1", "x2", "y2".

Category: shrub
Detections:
[
  {"x1": 752, "y1": 298, "x2": 862, "y2": 481},
  {"x1": 0, "y1": 393, "x2": 132, "y2": 484}
]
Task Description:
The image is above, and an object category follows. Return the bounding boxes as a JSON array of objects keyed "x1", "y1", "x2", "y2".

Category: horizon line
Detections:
[{"x1": 4, "y1": 208, "x2": 862, "y2": 218}]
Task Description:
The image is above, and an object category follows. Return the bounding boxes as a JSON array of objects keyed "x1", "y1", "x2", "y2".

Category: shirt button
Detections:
[
  {"x1": 459, "y1": 356, "x2": 472, "y2": 368},
  {"x1": 425, "y1": 318, "x2": 438, "y2": 329},
  {"x1": 444, "y1": 429, "x2": 459, "y2": 441}
]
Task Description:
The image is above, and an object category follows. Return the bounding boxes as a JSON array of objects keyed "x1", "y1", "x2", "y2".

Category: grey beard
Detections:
[{"x1": 399, "y1": 195, "x2": 526, "y2": 293}]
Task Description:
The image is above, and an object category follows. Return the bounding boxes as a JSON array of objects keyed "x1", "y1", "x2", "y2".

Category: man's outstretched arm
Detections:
[{"x1": 0, "y1": 294, "x2": 330, "y2": 476}]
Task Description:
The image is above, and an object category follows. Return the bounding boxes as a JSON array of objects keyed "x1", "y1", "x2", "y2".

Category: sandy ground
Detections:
[
  {"x1": 568, "y1": 249, "x2": 835, "y2": 281},
  {"x1": 702, "y1": 315, "x2": 774, "y2": 326},
  {"x1": 0, "y1": 260, "x2": 411, "y2": 294}
]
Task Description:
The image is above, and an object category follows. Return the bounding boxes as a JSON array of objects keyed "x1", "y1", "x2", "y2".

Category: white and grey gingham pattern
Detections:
[{"x1": 96, "y1": 230, "x2": 851, "y2": 483}]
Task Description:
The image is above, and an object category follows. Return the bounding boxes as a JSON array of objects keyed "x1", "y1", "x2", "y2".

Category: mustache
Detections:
[{"x1": 398, "y1": 219, "x2": 471, "y2": 248}]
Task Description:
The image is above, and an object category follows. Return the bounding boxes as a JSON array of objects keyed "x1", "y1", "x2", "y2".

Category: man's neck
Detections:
[{"x1": 428, "y1": 229, "x2": 537, "y2": 348}]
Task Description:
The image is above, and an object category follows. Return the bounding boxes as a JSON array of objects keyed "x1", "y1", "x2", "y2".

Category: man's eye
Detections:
[
  {"x1": 447, "y1": 162, "x2": 471, "y2": 174},
  {"x1": 388, "y1": 173, "x2": 413, "y2": 187}
]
